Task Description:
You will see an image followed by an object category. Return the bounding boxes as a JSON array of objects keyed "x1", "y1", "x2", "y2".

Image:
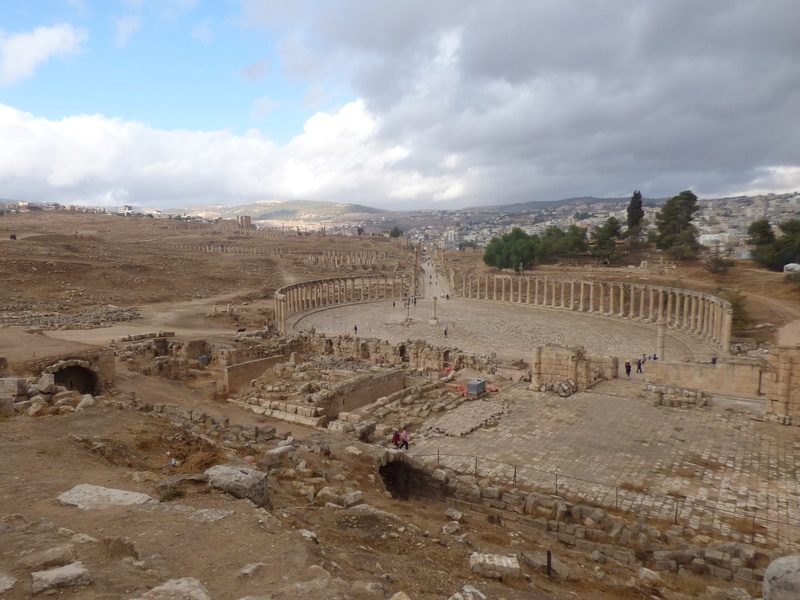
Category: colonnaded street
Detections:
[{"x1": 289, "y1": 270, "x2": 799, "y2": 549}]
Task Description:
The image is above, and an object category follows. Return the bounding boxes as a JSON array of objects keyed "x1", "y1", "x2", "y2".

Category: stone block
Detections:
[
  {"x1": 0, "y1": 396, "x2": 13, "y2": 420},
  {"x1": 1, "y1": 378, "x2": 27, "y2": 396},
  {"x1": 469, "y1": 553, "x2": 520, "y2": 579},
  {"x1": 30, "y1": 561, "x2": 92, "y2": 595},
  {"x1": 37, "y1": 374, "x2": 55, "y2": 394}
]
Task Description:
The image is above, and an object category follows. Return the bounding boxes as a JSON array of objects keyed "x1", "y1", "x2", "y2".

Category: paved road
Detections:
[{"x1": 410, "y1": 378, "x2": 800, "y2": 549}]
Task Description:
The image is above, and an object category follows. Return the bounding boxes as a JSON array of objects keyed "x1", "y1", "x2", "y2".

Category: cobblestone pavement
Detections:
[
  {"x1": 409, "y1": 379, "x2": 800, "y2": 549},
  {"x1": 291, "y1": 296, "x2": 716, "y2": 365}
]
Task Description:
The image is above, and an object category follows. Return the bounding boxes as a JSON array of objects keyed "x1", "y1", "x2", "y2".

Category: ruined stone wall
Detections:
[
  {"x1": 381, "y1": 452, "x2": 769, "y2": 584},
  {"x1": 223, "y1": 354, "x2": 286, "y2": 393},
  {"x1": 530, "y1": 345, "x2": 617, "y2": 391},
  {"x1": 764, "y1": 346, "x2": 800, "y2": 422},
  {"x1": 325, "y1": 370, "x2": 406, "y2": 416},
  {"x1": 644, "y1": 359, "x2": 763, "y2": 399},
  {"x1": 25, "y1": 349, "x2": 115, "y2": 391}
]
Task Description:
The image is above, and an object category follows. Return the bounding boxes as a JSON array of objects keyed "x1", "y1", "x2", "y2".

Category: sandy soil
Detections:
[{"x1": 0, "y1": 211, "x2": 792, "y2": 599}]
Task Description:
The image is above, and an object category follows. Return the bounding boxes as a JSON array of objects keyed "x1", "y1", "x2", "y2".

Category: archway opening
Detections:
[
  {"x1": 53, "y1": 366, "x2": 98, "y2": 394},
  {"x1": 379, "y1": 461, "x2": 413, "y2": 500}
]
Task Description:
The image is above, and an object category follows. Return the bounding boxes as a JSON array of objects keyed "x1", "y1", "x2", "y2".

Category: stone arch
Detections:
[
  {"x1": 44, "y1": 360, "x2": 100, "y2": 395},
  {"x1": 378, "y1": 453, "x2": 446, "y2": 502}
]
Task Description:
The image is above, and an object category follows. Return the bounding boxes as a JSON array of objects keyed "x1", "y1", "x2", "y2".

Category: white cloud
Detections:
[
  {"x1": 0, "y1": 24, "x2": 87, "y2": 85},
  {"x1": 0, "y1": 100, "x2": 465, "y2": 208},
  {"x1": 115, "y1": 15, "x2": 141, "y2": 47}
]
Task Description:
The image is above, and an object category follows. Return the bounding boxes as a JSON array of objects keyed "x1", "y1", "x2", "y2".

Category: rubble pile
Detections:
[{"x1": 0, "y1": 305, "x2": 140, "y2": 330}]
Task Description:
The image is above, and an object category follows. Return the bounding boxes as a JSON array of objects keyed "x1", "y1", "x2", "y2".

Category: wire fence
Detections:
[{"x1": 414, "y1": 450, "x2": 800, "y2": 550}]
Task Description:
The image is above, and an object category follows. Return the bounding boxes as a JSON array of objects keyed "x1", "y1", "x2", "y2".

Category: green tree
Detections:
[
  {"x1": 746, "y1": 219, "x2": 775, "y2": 247},
  {"x1": 483, "y1": 227, "x2": 537, "y2": 272},
  {"x1": 590, "y1": 217, "x2": 622, "y2": 262},
  {"x1": 627, "y1": 190, "x2": 644, "y2": 229},
  {"x1": 748, "y1": 218, "x2": 800, "y2": 271},
  {"x1": 534, "y1": 225, "x2": 587, "y2": 263},
  {"x1": 654, "y1": 190, "x2": 700, "y2": 258},
  {"x1": 704, "y1": 254, "x2": 735, "y2": 275},
  {"x1": 389, "y1": 226, "x2": 403, "y2": 238},
  {"x1": 719, "y1": 288, "x2": 753, "y2": 331}
]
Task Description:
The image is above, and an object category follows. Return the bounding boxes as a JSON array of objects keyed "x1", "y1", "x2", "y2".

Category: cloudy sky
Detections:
[{"x1": 2, "y1": 1, "x2": 800, "y2": 210}]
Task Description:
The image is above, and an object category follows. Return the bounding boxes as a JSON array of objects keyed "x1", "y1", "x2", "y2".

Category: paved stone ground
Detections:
[{"x1": 410, "y1": 378, "x2": 800, "y2": 550}]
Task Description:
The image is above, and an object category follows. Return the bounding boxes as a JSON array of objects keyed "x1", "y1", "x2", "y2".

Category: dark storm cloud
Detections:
[{"x1": 243, "y1": 0, "x2": 800, "y2": 206}]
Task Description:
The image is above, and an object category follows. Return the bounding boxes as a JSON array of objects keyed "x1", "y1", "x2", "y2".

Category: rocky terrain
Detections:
[{"x1": 2, "y1": 211, "x2": 800, "y2": 599}]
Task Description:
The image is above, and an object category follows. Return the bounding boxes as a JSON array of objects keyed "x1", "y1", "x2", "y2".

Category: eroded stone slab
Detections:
[
  {"x1": 58, "y1": 484, "x2": 156, "y2": 510},
  {"x1": 469, "y1": 553, "x2": 520, "y2": 578},
  {"x1": 30, "y1": 561, "x2": 92, "y2": 595},
  {"x1": 204, "y1": 465, "x2": 270, "y2": 508},
  {"x1": 131, "y1": 577, "x2": 211, "y2": 600}
]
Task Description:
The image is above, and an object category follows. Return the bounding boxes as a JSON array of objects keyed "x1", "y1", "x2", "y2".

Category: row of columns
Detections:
[
  {"x1": 459, "y1": 275, "x2": 732, "y2": 352},
  {"x1": 275, "y1": 275, "x2": 408, "y2": 335}
]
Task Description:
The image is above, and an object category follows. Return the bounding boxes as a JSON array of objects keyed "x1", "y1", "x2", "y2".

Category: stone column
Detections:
[
  {"x1": 666, "y1": 291, "x2": 674, "y2": 327},
  {"x1": 570, "y1": 281, "x2": 576, "y2": 310},
  {"x1": 494, "y1": 276, "x2": 498, "y2": 301},
  {"x1": 609, "y1": 284, "x2": 615, "y2": 315},
  {"x1": 657, "y1": 289, "x2": 665, "y2": 322},
  {"x1": 560, "y1": 281, "x2": 567, "y2": 308},
  {"x1": 589, "y1": 282, "x2": 595, "y2": 313},
  {"x1": 534, "y1": 278, "x2": 540, "y2": 305},
  {"x1": 527, "y1": 278, "x2": 532, "y2": 303},
  {"x1": 682, "y1": 293, "x2": 690, "y2": 329},
  {"x1": 721, "y1": 306, "x2": 733, "y2": 354},
  {"x1": 648, "y1": 287, "x2": 655, "y2": 322},
  {"x1": 551, "y1": 280, "x2": 557, "y2": 307},
  {"x1": 530, "y1": 347, "x2": 542, "y2": 389},
  {"x1": 628, "y1": 285, "x2": 636, "y2": 318},
  {"x1": 579, "y1": 282, "x2": 586, "y2": 311},
  {"x1": 657, "y1": 320, "x2": 666, "y2": 359},
  {"x1": 618, "y1": 284, "x2": 625, "y2": 317},
  {"x1": 543, "y1": 278, "x2": 549, "y2": 306}
]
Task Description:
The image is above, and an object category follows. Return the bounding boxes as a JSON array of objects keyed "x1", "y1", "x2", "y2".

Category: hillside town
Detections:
[{"x1": 2, "y1": 192, "x2": 798, "y2": 261}]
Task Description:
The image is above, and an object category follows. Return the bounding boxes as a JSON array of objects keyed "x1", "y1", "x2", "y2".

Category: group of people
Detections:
[
  {"x1": 391, "y1": 428, "x2": 409, "y2": 450},
  {"x1": 624, "y1": 353, "x2": 658, "y2": 377}
]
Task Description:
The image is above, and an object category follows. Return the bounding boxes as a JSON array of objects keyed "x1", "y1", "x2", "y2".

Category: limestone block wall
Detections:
[
  {"x1": 324, "y1": 370, "x2": 406, "y2": 417},
  {"x1": 298, "y1": 332, "x2": 495, "y2": 374},
  {"x1": 454, "y1": 272, "x2": 732, "y2": 353},
  {"x1": 530, "y1": 345, "x2": 617, "y2": 391},
  {"x1": 644, "y1": 359, "x2": 763, "y2": 399},
  {"x1": 223, "y1": 355, "x2": 286, "y2": 393},
  {"x1": 380, "y1": 452, "x2": 770, "y2": 583},
  {"x1": 765, "y1": 346, "x2": 800, "y2": 420}
]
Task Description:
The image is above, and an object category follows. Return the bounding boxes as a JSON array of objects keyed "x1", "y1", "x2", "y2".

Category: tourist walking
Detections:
[
  {"x1": 354, "y1": 324, "x2": 358, "y2": 335},
  {"x1": 391, "y1": 430, "x2": 400, "y2": 448},
  {"x1": 636, "y1": 359, "x2": 643, "y2": 373},
  {"x1": 399, "y1": 428, "x2": 409, "y2": 450},
  {"x1": 624, "y1": 359, "x2": 632, "y2": 378}
]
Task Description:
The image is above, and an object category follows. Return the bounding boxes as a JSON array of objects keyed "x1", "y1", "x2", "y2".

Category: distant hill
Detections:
[
  {"x1": 464, "y1": 196, "x2": 668, "y2": 214},
  {"x1": 175, "y1": 199, "x2": 386, "y2": 221}
]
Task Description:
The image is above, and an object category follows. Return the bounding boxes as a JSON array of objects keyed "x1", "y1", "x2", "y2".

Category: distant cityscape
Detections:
[{"x1": 2, "y1": 191, "x2": 798, "y2": 259}]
